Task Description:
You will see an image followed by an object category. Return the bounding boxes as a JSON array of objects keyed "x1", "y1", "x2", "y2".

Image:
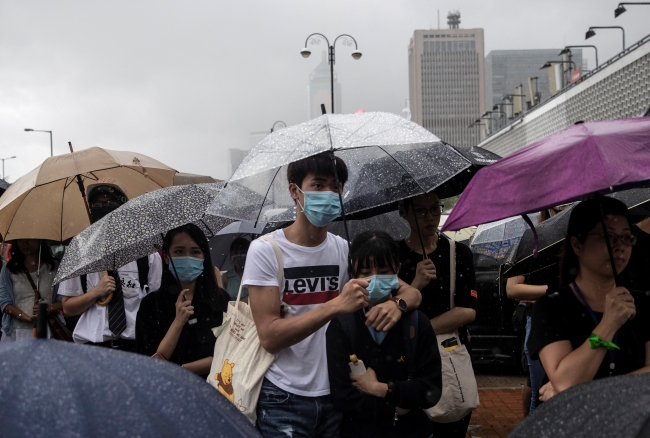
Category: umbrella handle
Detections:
[{"x1": 96, "y1": 271, "x2": 114, "y2": 306}]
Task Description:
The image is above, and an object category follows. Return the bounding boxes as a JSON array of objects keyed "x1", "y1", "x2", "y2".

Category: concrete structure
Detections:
[
  {"x1": 309, "y1": 51, "x2": 341, "y2": 118},
  {"x1": 485, "y1": 49, "x2": 583, "y2": 108},
  {"x1": 408, "y1": 12, "x2": 485, "y2": 147},
  {"x1": 479, "y1": 33, "x2": 650, "y2": 158}
]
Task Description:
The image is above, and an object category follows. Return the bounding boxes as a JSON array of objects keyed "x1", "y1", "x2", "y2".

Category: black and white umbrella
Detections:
[
  {"x1": 208, "y1": 112, "x2": 499, "y2": 230},
  {"x1": 54, "y1": 183, "x2": 233, "y2": 284}
]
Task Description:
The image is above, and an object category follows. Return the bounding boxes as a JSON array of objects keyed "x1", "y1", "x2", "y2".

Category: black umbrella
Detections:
[
  {"x1": 502, "y1": 188, "x2": 650, "y2": 278},
  {"x1": 0, "y1": 340, "x2": 260, "y2": 437},
  {"x1": 509, "y1": 373, "x2": 650, "y2": 438}
]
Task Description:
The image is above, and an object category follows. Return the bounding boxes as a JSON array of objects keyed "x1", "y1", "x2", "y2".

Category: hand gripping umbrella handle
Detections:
[{"x1": 96, "y1": 271, "x2": 114, "y2": 306}]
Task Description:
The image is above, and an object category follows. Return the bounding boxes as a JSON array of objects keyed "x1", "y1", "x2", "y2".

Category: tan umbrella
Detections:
[
  {"x1": 0, "y1": 147, "x2": 177, "y2": 242},
  {"x1": 439, "y1": 214, "x2": 476, "y2": 242}
]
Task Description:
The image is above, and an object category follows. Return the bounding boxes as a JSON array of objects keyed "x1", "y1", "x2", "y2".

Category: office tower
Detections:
[
  {"x1": 485, "y1": 49, "x2": 583, "y2": 108},
  {"x1": 408, "y1": 11, "x2": 485, "y2": 146},
  {"x1": 308, "y1": 51, "x2": 341, "y2": 118}
]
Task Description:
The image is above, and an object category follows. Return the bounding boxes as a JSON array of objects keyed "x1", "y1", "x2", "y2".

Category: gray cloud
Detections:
[{"x1": 0, "y1": 0, "x2": 645, "y2": 181}]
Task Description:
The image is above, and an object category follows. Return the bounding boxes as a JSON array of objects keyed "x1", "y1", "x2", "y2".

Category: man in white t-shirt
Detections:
[
  {"x1": 244, "y1": 152, "x2": 422, "y2": 437},
  {"x1": 59, "y1": 179, "x2": 162, "y2": 352}
]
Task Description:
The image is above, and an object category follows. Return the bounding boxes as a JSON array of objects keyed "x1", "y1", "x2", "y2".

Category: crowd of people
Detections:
[{"x1": 1, "y1": 150, "x2": 650, "y2": 437}]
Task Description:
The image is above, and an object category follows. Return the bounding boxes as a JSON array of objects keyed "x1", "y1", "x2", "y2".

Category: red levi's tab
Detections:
[{"x1": 282, "y1": 290, "x2": 340, "y2": 306}]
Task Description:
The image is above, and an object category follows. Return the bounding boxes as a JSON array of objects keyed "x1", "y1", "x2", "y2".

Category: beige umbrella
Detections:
[
  {"x1": 439, "y1": 214, "x2": 476, "y2": 242},
  {"x1": 0, "y1": 146, "x2": 177, "y2": 242}
]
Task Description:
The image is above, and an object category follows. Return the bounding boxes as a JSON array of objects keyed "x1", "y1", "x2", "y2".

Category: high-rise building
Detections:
[
  {"x1": 485, "y1": 49, "x2": 583, "y2": 108},
  {"x1": 408, "y1": 12, "x2": 485, "y2": 146},
  {"x1": 309, "y1": 51, "x2": 341, "y2": 118}
]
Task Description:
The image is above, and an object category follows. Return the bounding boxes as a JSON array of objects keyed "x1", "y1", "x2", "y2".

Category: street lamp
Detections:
[
  {"x1": 301, "y1": 33, "x2": 362, "y2": 114},
  {"x1": 270, "y1": 121, "x2": 287, "y2": 133},
  {"x1": 540, "y1": 60, "x2": 577, "y2": 70},
  {"x1": 585, "y1": 26, "x2": 626, "y2": 52},
  {"x1": 24, "y1": 128, "x2": 53, "y2": 156},
  {"x1": 1, "y1": 156, "x2": 16, "y2": 180},
  {"x1": 560, "y1": 46, "x2": 599, "y2": 68},
  {"x1": 615, "y1": 2, "x2": 650, "y2": 17}
]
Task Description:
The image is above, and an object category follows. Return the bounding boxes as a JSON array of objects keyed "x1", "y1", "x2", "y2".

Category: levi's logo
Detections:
[
  {"x1": 282, "y1": 265, "x2": 340, "y2": 306},
  {"x1": 471, "y1": 290, "x2": 478, "y2": 299}
]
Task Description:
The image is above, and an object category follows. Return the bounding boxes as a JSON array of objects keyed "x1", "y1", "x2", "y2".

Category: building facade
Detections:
[
  {"x1": 408, "y1": 18, "x2": 485, "y2": 147},
  {"x1": 485, "y1": 49, "x2": 583, "y2": 109}
]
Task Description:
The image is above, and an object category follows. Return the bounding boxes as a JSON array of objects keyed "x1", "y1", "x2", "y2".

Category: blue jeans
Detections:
[
  {"x1": 525, "y1": 315, "x2": 545, "y2": 411},
  {"x1": 256, "y1": 378, "x2": 343, "y2": 438}
]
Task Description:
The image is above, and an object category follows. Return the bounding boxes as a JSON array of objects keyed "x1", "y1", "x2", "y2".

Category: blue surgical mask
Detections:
[
  {"x1": 169, "y1": 256, "x2": 204, "y2": 283},
  {"x1": 366, "y1": 275, "x2": 399, "y2": 304},
  {"x1": 296, "y1": 187, "x2": 342, "y2": 227}
]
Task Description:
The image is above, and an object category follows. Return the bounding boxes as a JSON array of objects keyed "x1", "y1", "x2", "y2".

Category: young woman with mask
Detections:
[
  {"x1": 0, "y1": 240, "x2": 61, "y2": 341},
  {"x1": 326, "y1": 231, "x2": 442, "y2": 438},
  {"x1": 528, "y1": 198, "x2": 650, "y2": 401},
  {"x1": 136, "y1": 224, "x2": 229, "y2": 377}
]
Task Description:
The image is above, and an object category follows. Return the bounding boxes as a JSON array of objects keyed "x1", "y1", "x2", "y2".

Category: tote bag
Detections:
[
  {"x1": 207, "y1": 235, "x2": 281, "y2": 424},
  {"x1": 425, "y1": 236, "x2": 480, "y2": 423}
]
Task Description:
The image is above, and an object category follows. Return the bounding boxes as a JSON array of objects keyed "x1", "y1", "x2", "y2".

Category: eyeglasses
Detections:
[
  {"x1": 413, "y1": 205, "x2": 444, "y2": 219},
  {"x1": 90, "y1": 200, "x2": 121, "y2": 209},
  {"x1": 586, "y1": 232, "x2": 637, "y2": 247}
]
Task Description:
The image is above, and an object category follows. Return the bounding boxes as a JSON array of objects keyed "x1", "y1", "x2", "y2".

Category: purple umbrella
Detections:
[{"x1": 443, "y1": 118, "x2": 650, "y2": 231}]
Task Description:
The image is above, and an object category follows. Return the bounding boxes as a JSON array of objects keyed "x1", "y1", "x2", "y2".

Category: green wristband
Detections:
[{"x1": 588, "y1": 333, "x2": 620, "y2": 351}]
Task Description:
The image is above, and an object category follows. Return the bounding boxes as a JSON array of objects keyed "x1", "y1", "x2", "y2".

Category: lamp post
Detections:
[
  {"x1": 560, "y1": 46, "x2": 599, "y2": 68},
  {"x1": 1, "y1": 156, "x2": 16, "y2": 180},
  {"x1": 301, "y1": 33, "x2": 362, "y2": 114},
  {"x1": 585, "y1": 26, "x2": 626, "y2": 52},
  {"x1": 24, "y1": 128, "x2": 53, "y2": 156},
  {"x1": 270, "y1": 121, "x2": 287, "y2": 133},
  {"x1": 615, "y1": 2, "x2": 650, "y2": 17}
]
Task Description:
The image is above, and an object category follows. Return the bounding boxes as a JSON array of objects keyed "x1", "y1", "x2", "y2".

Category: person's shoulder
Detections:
[
  {"x1": 327, "y1": 232, "x2": 348, "y2": 247},
  {"x1": 534, "y1": 285, "x2": 571, "y2": 309},
  {"x1": 147, "y1": 252, "x2": 162, "y2": 265}
]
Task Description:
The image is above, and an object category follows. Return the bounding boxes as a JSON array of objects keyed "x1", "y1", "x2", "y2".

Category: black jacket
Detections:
[{"x1": 326, "y1": 310, "x2": 442, "y2": 438}]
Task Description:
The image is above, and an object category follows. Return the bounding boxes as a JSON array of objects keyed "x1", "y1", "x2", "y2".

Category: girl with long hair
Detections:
[{"x1": 136, "y1": 224, "x2": 229, "y2": 377}]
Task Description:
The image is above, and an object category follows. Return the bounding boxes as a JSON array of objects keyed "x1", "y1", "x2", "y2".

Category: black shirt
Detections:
[
  {"x1": 528, "y1": 285, "x2": 650, "y2": 379},
  {"x1": 621, "y1": 226, "x2": 650, "y2": 293},
  {"x1": 326, "y1": 310, "x2": 442, "y2": 438},
  {"x1": 398, "y1": 237, "x2": 477, "y2": 343},
  {"x1": 136, "y1": 275, "x2": 229, "y2": 376}
]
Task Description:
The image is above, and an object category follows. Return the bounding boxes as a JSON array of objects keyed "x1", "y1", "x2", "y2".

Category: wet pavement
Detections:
[{"x1": 468, "y1": 375, "x2": 526, "y2": 437}]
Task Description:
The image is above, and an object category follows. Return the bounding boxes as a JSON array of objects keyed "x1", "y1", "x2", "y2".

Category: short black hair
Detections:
[
  {"x1": 230, "y1": 237, "x2": 250, "y2": 253},
  {"x1": 286, "y1": 152, "x2": 348, "y2": 189},
  {"x1": 349, "y1": 230, "x2": 400, "y2": 278},
  {"x1": 560, "y1": 197, "x2": 631, "y2": 285}
]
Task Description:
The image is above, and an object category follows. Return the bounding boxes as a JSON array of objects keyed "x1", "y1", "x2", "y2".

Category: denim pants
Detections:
[
  {"x1": 256, "y1": 378, "x2": 343, "y2": 438},
  {"x1": 525, "y1": 315, "x2": 545, "y2": 411}
]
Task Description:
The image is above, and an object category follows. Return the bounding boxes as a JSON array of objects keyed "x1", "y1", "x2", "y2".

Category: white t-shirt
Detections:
[
  {"x1": 242, "y1": 229, "x2": 349, "y2": 397},
  {"x1": 58, "y1": 254, "x2": 162, "y2": 343}
]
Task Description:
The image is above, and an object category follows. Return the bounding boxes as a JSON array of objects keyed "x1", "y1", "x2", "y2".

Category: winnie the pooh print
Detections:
[{"x1": 216, "y1": 359, "x2": 235, "y2": 403}]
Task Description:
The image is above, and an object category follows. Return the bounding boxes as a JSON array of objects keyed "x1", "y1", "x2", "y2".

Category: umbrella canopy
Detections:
[
  {"x1": 0, "y1": 339, "x2": 259, "y2": 438},
  {"x1": 443, "y1": 118, "x2": 650, "y2": 232},
  {"x1": 209, "y1": 221, "x2": 267, "y2": 271},
  {"x1": 174, "y1": 172, "x2": 222, "y2": 186},
  {"x1": 329, "y1": 210, "x2": 411, "y2": 242},
  {"x1": 0, "y1": 147, "x2": 177, "y2": 242},
  {"x1": 503, "y1": 188, "x2": 650, "y2": 278},
  {"x1": 470, "y1": 214, "x2": 537, "y2": 259},
  {"x1": 54, "y1": 183, "x2": 232, "y2": 284},
  {"x1": 208, "y1": 112, "x2": 499, "y2": 225},
  {"x1": 509, "y1": 373, "x2": 650, "y2": 438}
]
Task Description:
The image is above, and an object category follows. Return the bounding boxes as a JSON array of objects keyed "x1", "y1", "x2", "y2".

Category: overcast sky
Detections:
[{"x1": 0, "y1": 0, "x2": 646, "y2": 182}]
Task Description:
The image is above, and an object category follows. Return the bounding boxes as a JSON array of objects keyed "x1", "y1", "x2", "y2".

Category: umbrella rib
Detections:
[
  {"x1": 254, "y1": 166, "x2": 283, "y2": 227},
  {"x1": 375, "y1": 145, "x2": 428, "y2": 193}
]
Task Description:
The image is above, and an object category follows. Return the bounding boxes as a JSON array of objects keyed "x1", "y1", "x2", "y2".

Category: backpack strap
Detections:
[
  {"x1": 136, "y1": 256, "x2": 150, "y2": 292},
  {"x1": 401, "y1": 310, "x2": 419, "y2": 379},
  {"x1": 80, "y1": 274, "x2": 88, "y2": 294}
]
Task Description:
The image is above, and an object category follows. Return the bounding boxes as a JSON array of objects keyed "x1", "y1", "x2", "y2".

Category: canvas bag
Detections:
[
  {"x1": 425, "y1": 236, "x2": 480, "y2": 423},
  {"x1": 207, "y1": 235, "x2": 281, "y2": 424}
]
